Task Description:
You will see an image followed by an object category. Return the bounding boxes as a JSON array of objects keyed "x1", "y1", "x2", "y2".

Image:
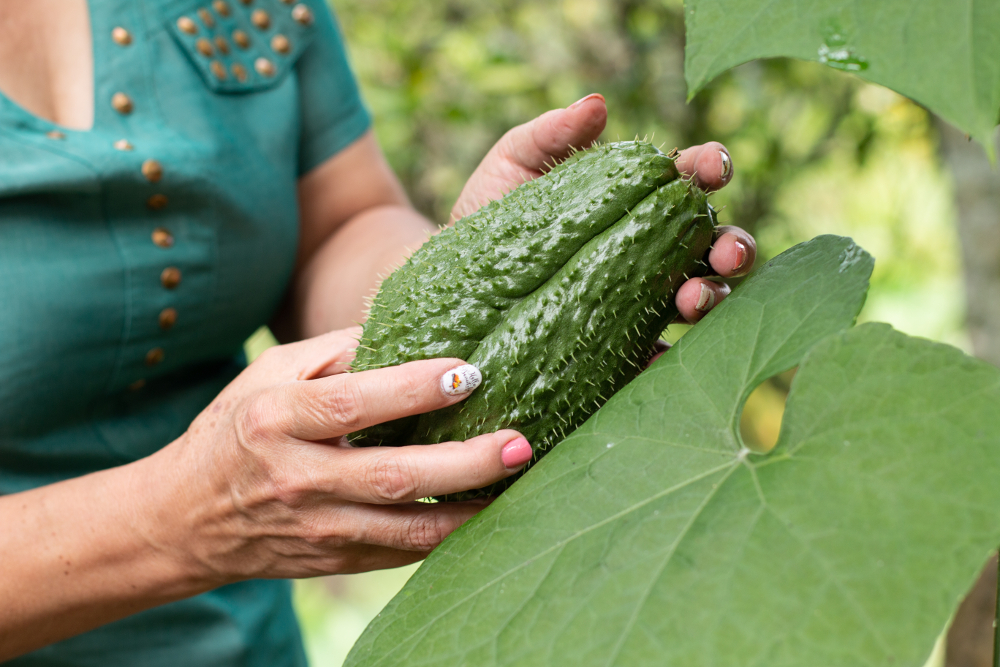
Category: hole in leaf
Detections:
[{"x1": 739, "y1": 368, "x2": 795, "y2": 454}]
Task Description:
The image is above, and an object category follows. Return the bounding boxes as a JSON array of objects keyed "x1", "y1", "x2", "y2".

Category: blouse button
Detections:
[
  {"x1": 111, "y1": 92, "x2": 133, "y2": 115},
  {"x1": 152, "y1": 228, "x2": 174, "y2": 248},
  {"x1": 177, "y1": 16, "x2": 198, "y2": 34},
  {"x1": 271, "y1": 34, "x2": 290, "y2": 55},
  {"x1": 232, "y1": 29, "x2": 251, "y2": 49},
  {"x1": 251, "y1": 9, "x2": 270, "y2": 30},
  {"x1": 291, "y1": 4, "x2": 313, "y2": 25},
  {"x1": 159, "y1": 308, "x2": 178, "y2": 331},
  {"x1": 239, "y1": 0, "x2": 251, "y2": 5},
  {"x1": 254, "y1": 57, "x2": 276, "y2": 77},
  {"x1": 214, "y1": 36, "x2": 230, "y2": 55},
  {"x1": 161, "y1": 267, "x2": 182, "y2": 289},
  {"x1": 145, "y1": 348, "x2": 165, "y2": 366},
  {"x1": 213, "y1": 0, "x2": 231, "y2": 16},
  {"x1": 147, "y1": 194, "x2": 168, "y2": 210},
  {"x1": 196, "y1": 38, "x2": 214, "y2": 57},
  {"x1": 112, "y1": 27, "x2": 132, "y2": 46},
  {"x1": 114, "y1": 138, "x2": 134, "y2": 151},
  {"x1": 197, "y1": 8, "x2": 215, "y2": 29},
  {"x1": 142, "y1": 159, "x2": 163, "y2": 183}
]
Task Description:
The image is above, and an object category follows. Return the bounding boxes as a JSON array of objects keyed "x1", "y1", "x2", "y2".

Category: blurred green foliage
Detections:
[{"x1": 280, "y1": 1, "x2": 969, "y2": 663}]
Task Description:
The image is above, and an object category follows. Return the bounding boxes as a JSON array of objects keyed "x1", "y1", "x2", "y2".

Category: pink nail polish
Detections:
[
  {"x1": 501, "y1": 437, "x2": 533, "y2": 469},
  {"x1": 732, "y1": 240, "x2": 748, "y2": 273},
  {"x1": 569, "y1": 93, "x2": 604, "y2": 109}
]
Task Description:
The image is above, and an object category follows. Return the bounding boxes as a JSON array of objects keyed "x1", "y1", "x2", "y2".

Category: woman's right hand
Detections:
[{"x1": 151, "y1": 327, "x2": 531, "y2": 585}]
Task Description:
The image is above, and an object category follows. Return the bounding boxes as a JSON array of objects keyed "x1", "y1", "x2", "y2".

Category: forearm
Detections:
[
  {"x1": 0, "y1": 445, "x2": 211, "y2": 660},
  {"x1": 279, "y1": 203, "x2": 437, "y2": 340}
]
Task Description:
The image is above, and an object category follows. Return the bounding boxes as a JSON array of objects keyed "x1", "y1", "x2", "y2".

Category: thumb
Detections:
[
  {"x1": 451, "y1": 94, "x2": 608, "y2": 220},
  {"x1": 496, "y1": 93, "x2": 608, "y2": 174}
]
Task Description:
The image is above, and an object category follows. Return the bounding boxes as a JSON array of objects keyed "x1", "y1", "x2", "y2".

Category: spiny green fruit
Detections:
[{"x1": 350, "y1": 141, "x2": 717, "y2": 500}]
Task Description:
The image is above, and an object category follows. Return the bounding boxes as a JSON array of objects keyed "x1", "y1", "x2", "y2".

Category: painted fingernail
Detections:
[
  {"x1": 501, "y1": 437, "x2": 533, "y2": 469},
  {"x1": 569, "y1": 93, "x2": 604, "y2": 109},
  {"x1": 733, "y1": 239, "x2": 748, "y2": 273},
  {"x1": 719, "y1": 150, "x2": 732, "y2": 180},
  {"x1": 695, "y1": 283, "x2": 716, "y2": 313},
  {"x1": 440, "y1": 364, "x2": 482, "y2": 397}
]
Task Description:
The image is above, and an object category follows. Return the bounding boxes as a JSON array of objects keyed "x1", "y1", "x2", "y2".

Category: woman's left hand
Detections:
[{"x1": 451, "y1": 93, "x2": 757, "y2": 325}]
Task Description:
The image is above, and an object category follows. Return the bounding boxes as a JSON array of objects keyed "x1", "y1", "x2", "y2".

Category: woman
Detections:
[{"x1": 0, "y1": 0, "x2": 755, "y2": 663}]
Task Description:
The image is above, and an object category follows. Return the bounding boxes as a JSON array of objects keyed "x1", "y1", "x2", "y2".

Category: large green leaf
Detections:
[
  {"x1": 346, "y1": 236, "x2": 1000, "y2": 666},
  {"x1": 684, "y1": 0, "x2": 1000, "y2": 155}
]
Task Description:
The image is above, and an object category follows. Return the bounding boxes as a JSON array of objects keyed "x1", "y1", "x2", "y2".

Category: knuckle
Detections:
[
  {"x1": 321, "y1": 380, "x2": 367, "y2": 432},
  {"x1": 401, "y1": 514, "x2": 447, "y2": 552},
  {"x1": 234, "y1": 393, "x2": 279, "y2": 447},
  {"x1": 366, "y1": 455, "x2": 420, "y2": 503}
]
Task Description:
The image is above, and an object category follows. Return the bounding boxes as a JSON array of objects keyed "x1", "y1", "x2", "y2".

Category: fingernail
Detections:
[
  {"x1": 733, "y1": 240, "x2": 748, "y2": 273},
  {"x1": 719, "y1": 150, "x2": 732, "y2": 179},
  {"x1": 569, "y1": 93, "x2": 603, "y2": 109},
  {"x1": 501, "y1": 437, "x2": 533, "y2": 469},
  {"x1": 440, "y1": 364, "x2": 482, "y2": 397},
  {"x1": 695, "y1": 283, "x2": 716, "y2": 313}
]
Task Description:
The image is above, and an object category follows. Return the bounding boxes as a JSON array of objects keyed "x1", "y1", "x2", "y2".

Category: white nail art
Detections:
[
  {"x1": 695, "y1": 283, "x2": 716, "y2": 313},
  {"x1": 719, "y1": 150, "x2": 732, "y2": 179},
  {"x1": 441, "y1": 364, "x2": 482, "y2": 396}
]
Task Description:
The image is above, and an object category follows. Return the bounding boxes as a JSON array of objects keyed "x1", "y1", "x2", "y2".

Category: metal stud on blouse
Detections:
[
  {"x1": 114, "y1": 139, "x2": 134, "y2": 151},
  {"x1": 111, "y1": 92, "x2": 134, "y2": 114},
  {"x1": 254, "y1": 57, "x2": 276, "y2": 77},
  {"x1": 214, "y1": 36, "x2": 230, "y2": 54},
  {"x1": 177, "y1": 16, "x2": 198, "y2": 34},
  {"x1": 233, "y1": 29, "x2": 250, "y2": 49},
  {"x1": 291, "y1": 4, "x2": 313, "y2": 25},
  {"x1": 251, "y1": 9, "x2": 270, "y2": 29},
  {"x1": 196, "y1": 38, "x2": 214, "y2": 57},
  {"x1": 271, "y1": 34, "x2": 290, "y2": 54},
  {"x1": 112, "y1": 27, "x2": 132, "y2": 45},
  {"x1": 231, "y1": 63, "x2": 248, "y2": 82},
  {"x1": 197, "y1": 8, "x2": 215, "y2": 28},
  {"x1": 142, "y1": 159, "x2": 163, "y2": 183},
  {"x1": 161, "y1": 267, "x2": 182, "y2": 289},
  {"x1": 152, "y1": 228, "x2": 174, "y2": 248},
  {"x1": 213, "y1": 0, "x2": 231, "y2": 16},
  {"x1": 210, "y1": 61, "x2": 228, "y2": 80},
  {"x1": 147, "y1": 194, "x2": 168, "y2": 210}
]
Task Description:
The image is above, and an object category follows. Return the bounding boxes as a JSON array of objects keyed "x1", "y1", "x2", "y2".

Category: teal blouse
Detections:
[{"x1": 0, "y1": 0, "x2": 370, "y2": 663}]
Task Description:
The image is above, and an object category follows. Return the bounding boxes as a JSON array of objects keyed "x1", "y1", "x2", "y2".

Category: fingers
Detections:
[
  {"x1": 498, "y1": 93, "x2": 608, "y2": 175},
  {"x1": 257, "y1": 359, "x2": 483, "y2": 442},
  {"x1": 647, "y1": 339, "x2": 671, "y2": 368},
  {"x1": 330, "y1": 429, "x2": 529, "y2": 504},
  {"x1": 675, "y1": 278, "x2": 731, "y2": 324},
  {"x1": 708, "y1": 226, "x2": 757, "y2": 278},
  {"x1": 346, "y1": 500, "x2": 491, "y2": 551},
  {"x1": 675, "y1": 141, "x2": 733, "y2": 192}
]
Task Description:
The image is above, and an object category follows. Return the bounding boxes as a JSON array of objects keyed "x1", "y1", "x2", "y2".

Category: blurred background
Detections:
[{"x1": 245, "y1": 0, "x2": 1000, "y2": 664}]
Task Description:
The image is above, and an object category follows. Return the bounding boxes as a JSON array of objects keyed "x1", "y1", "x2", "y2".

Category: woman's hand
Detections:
[
  {"x1": 451, "y1": 93, "x2": 757, "y2": 325},
  {"x1": 158, "y1": 328, "x2": 528, "y2": 583},
  {"x1": 0, "y1": 328, "x2": 528, "y2": 659}
]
